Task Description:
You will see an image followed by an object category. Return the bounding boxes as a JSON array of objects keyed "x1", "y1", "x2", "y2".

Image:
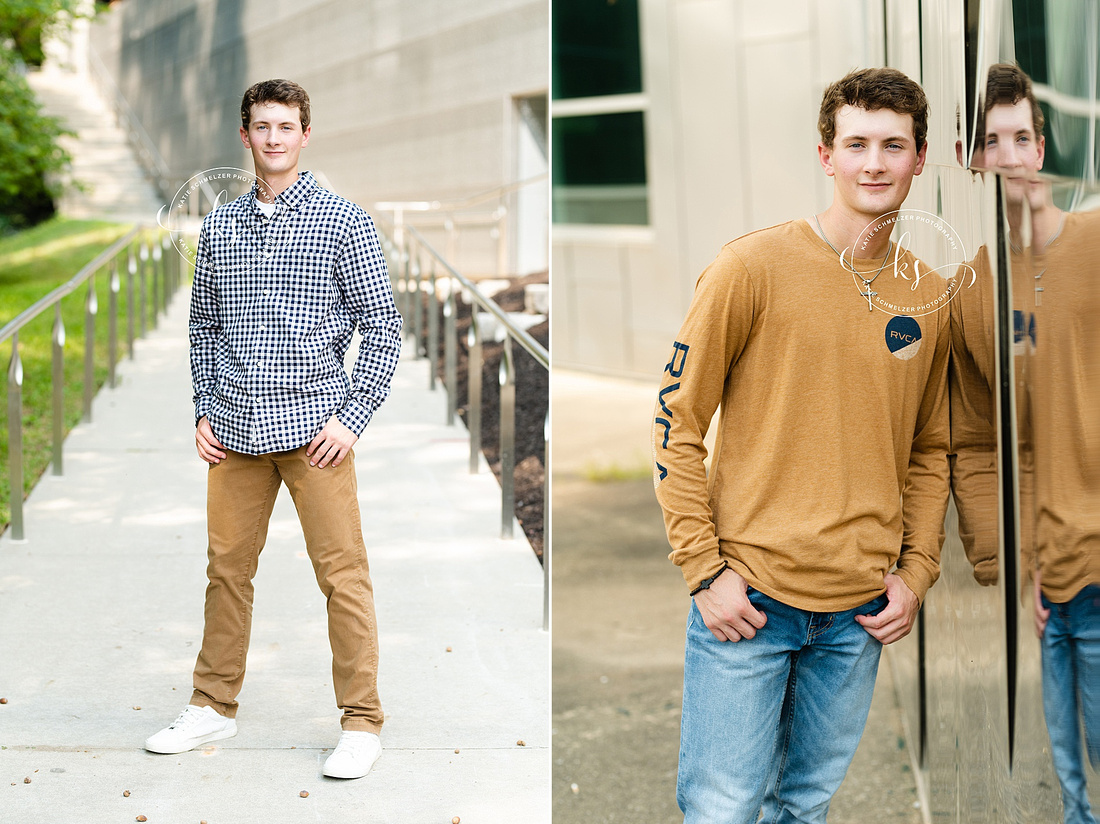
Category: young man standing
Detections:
[
  {"x1": 145, "y1": 79, "x2": 402, "y2": 780},
  {"x1": 653, "y1": 68, "x2": 950, "y2": 822}
]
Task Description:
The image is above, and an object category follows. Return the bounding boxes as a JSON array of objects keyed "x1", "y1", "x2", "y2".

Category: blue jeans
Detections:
[
  {"x1": 678, "y1": 588, "x2": 888, "y2": 824},
  {"x1": 1041, "y1": 584, "x2": 1100, "y2": 824}
]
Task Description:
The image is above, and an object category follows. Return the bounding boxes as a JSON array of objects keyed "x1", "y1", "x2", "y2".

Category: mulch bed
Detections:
[{"x1": 416, "y1": 272, "x2": 548, "y2": 562}]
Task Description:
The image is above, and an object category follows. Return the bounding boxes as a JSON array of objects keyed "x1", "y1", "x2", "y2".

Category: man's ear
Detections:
[
  {"x1": 240, "y1": 126, "x2": 251, "y2": 149},
  {"x1": 913, "y1": 141, "x2": 928, "y2": 176},
  {"x1": 301, "y1": 125, "x2": 312, "y2": 148},
  {"x1": 1036, "y1": 133, "x2": 1045, "y2": 171},
  {"x1": 818, "y1": 142, "x2": 836, "y2": 177}
]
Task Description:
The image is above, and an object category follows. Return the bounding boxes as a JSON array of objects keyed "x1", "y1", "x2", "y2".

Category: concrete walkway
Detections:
[{"x1": 0, "y1": 292, "x2": 549, "y2": 823}]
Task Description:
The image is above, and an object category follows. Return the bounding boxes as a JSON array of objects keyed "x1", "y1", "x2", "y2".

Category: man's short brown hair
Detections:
[
  {"x1": 240, "y1": 79, "x2": 311, "y2": 130},
  {"x1": 818, "y1": 68, "x2": 929, "y2": 151},
  {"x1": 984, "y1": 62, "x2": 1044, "y2": 136}
]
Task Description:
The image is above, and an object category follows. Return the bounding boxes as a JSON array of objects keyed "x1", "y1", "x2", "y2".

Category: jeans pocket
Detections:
[{"x1": 857, "y1": 593, "x2": 890, "y2": 618}]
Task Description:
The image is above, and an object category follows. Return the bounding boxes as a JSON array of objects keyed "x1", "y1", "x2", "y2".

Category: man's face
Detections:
[
  {"x1": 819, "y1": 105, "x2": 927, "y2": 222},
  {"x1": 983, "y1": 98, "x2": 1044, "y2": 204},
  {"x1": 239, "y1": 101, "x2": 311, "y2": 184}
]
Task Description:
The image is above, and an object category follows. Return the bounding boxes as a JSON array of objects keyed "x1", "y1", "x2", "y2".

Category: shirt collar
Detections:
[{"x1": 248, "y1": 170, "x2": 318, "y2": 215}]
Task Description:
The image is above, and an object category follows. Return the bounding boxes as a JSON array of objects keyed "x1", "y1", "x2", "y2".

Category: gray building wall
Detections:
[{"x1": 89, "y1": 0, "x2": 548, "y2": 273}]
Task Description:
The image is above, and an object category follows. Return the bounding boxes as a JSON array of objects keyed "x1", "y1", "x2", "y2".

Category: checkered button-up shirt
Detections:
[{"x1": 188, "y1": 171, "x2": 402, "y2": 454}]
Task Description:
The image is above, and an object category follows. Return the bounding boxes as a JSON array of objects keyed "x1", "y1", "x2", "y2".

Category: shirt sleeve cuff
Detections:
[
  {"x1": 194, "y1": 396, "x2": 211, "y2": 425},
  {"x1": 677, "y1": 551, "x2": 729, "y2": 596},
  {"x1": 893, "y1": 564, "x2": 936, "y2": 606},
  {"x1": 337, "y1": 397, "x2": 375, "y2": 436}
]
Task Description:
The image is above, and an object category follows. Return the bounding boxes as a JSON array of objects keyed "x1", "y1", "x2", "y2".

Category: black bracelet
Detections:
[{"x1": 690, "y1": 562, "x2": 728, "y2": 596}]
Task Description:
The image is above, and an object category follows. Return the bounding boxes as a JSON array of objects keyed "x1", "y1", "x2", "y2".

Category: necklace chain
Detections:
[{"x1": 814, "y1": 215, "x2": 893, "y2": 312}]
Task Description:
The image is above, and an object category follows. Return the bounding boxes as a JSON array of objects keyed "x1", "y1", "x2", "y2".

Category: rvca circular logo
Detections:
[{"x1": 885, "y1": 316, "x2": 922, "y2": 360}]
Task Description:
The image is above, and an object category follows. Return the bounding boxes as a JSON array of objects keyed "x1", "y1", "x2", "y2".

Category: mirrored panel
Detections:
[{"x1": 886, "y1": 3, "x2": 1100, "y2": 822}]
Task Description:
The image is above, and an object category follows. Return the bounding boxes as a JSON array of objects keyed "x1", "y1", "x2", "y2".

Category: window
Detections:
[{"x1": 552, "y1": 0, "x2": 649, "y2": 225}]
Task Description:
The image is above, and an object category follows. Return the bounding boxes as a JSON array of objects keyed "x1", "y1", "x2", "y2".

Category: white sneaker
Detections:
[
  {"x1": 322, "y1": 731, "x2": 382, "y2": 779},
  {"x1": 144, "y1": 705, "x2": 237, "y2": 754}
]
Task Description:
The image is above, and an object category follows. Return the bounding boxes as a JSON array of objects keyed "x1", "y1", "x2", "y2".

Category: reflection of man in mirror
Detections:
[
  {"x1": 946, "y1": 99, "x2": 1000, "y2": 586},
  {"x1": 653, "y1": 68, "x2": 950, "y2": 823},
  {"x1": 985, "y1": 61, "x2": 1100, "y2": 824}
]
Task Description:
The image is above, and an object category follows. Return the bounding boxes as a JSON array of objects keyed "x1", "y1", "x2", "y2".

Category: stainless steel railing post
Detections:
[
  {"x1": 154, "y1": 239, "x2": 163, "y2": 323},
  {"x1": 468, "y1": 315, "x2": 482, "y2": 474},
  {"x1": 126, "y1": 247, "x2": 136, "y2": 359},
  {"x1": 7, "y1": 335, "x2": 24, "y2": 540},
  {"x1": 444, "y1": 283, "x2": 457, "y2": 425},
  {"x1": 499, "y1": 335, "x2": 515, "y2": 539},
  {"x1": 162, "y1": 234, "x2": 175, "y2": 303},
  {"x1": 427, "y1": 260, "x2": 439, "y2": 390},
  {"x1": 411, "y1": 252, "x2": 423, "y2": 358},
  {"x1": 51, "y1": 305, "x2": 65, "y2": 476},
  {"x1": 108, "y1": 256, "x2": 120, "y2": 387},
  {"x1": 139, "y1": 241, "x2": 149, "y2": 337},
  {"x1": 401, "y1": 236, "x2": 412, "y2": 328},
  {"x1": 151, "y1": 241, "x2": 162, "y2": 327},
  {"x1": 83, "y1": 277, "x2": 98, "y2": 423}
]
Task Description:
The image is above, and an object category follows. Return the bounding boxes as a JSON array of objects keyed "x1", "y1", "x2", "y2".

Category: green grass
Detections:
[
  {"x1": 0, "y1": 217, "x2": 178, "y2": 534},
  {"x1": 581, "y1": 456, "x2": 653, "y2": 483}
]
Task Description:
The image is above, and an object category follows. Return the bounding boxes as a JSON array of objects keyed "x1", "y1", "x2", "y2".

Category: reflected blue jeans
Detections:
[
  {"x1": 1041, "y1": 584, "x2": 1100, "y2": 824},
  {"x1": 678, "y1": 588, "x2": 888, "y2": 824}
]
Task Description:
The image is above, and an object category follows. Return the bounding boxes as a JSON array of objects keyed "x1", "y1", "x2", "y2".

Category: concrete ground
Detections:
[
  {"x1": 0, "y1": 291, "x2": 549, "y2": 823},
  {"x1": 550, "y1": 369, "x2": 923, "y2": 824}
]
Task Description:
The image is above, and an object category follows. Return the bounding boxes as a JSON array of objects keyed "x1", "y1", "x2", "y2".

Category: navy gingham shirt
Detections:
[{"x1": 189, "y1": 171, "x2": 402, "y2": 454}]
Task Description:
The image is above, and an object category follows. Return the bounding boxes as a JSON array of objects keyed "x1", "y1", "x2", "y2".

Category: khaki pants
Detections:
[{"x1": 190, "y1": 446, "x2": 383, "y2": 734}]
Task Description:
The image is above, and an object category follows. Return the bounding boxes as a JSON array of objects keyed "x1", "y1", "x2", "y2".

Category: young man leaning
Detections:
[
  {"x1": 144, "y1": 79, "x2": 402, "y2": 780},
  {"x1": 653, "y1": 68, "x2": 950, "y2": 823}
]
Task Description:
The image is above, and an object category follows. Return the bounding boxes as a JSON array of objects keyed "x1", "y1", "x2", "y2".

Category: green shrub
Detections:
[{"x1": 0, "y1": 1, "x2": 78, "y2": 229}]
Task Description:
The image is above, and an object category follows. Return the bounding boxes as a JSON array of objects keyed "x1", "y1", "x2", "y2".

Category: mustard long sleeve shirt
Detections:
[{"x1": 653, "y1": 219, "x2": 951, "y2": 611}]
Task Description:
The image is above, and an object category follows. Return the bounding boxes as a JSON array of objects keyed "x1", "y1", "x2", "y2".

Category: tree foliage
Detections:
[{"x1": 0, "y1": 0, "x2": 77, "y2": 232}]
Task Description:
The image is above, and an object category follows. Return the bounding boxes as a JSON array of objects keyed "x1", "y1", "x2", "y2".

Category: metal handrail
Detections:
[
  {"x1": 375, "y1": 173, "x2": 549, "y2": 278},
  {"x1": 374, "y1": 173, "x2": 549, "y2": 214},
  {"x1": 407, "y1": 226, "x2": 548, "y2": 368},
  {"x1": 374, "y1": 207, "x2": 549, "y2": 630},
  {"x1": 88, "y1": 45, "x2": 221, "y2": 217},
  {"x1": 3, "y1": 227, "x2": 179, "y2": 541},
  {"x1": 88, "y1": 48, "x2": 170, "y2": 197},
  {"x1": 1, "y1": 228, "x2": 139, "y2": 344}
]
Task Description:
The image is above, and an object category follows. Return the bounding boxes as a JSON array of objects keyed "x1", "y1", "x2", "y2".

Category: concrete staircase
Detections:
[{"x1": 26, "y1": 63, "x2": 164, "y2": 225}]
